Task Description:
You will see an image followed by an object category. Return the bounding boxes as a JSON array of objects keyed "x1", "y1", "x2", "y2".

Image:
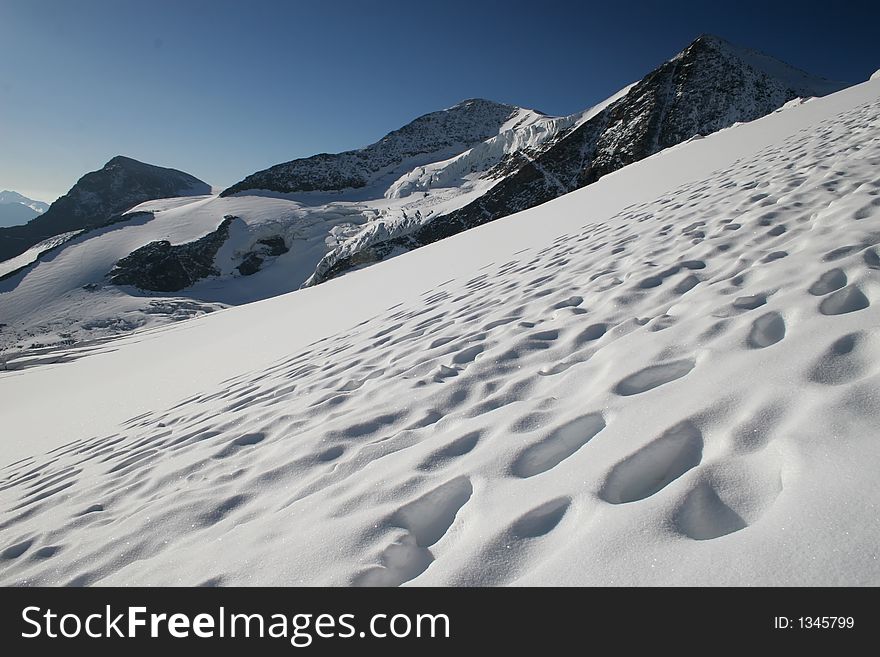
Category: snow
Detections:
[
  {"x1": 385, "y1": 111, "x2": 565, "y2": 200},
  {"x1": 1, "y1": 76, "x2": 880, "y2": 586},
  {"x1": 871, "y1": 69, "x2": 880, "y2": 81},
  {"x1": 382, "y1": 85, "x2": 638, "y2": 204},
  {"x1": 225, "y1": 98, "x2": 525, "y2": 197},
  {"x1": 0, "y1": 230, "x2": 81, "y2": 279}
]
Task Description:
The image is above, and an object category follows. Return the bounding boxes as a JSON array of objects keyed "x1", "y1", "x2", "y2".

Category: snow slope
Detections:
[
  {"x1": 0, "y1": 230, "x2": 81, "y2": 280},
  {"x1": 1, "y1": 76, "x2": 879, "y2": 586},
  {"x1": 0, "y1": 196, "x2": 227, "y2": 353}
]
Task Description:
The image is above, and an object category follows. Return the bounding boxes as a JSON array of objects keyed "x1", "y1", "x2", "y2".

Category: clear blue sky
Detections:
[{"x1": 2, "y1": 0, "x2": 878, "y2": 202}]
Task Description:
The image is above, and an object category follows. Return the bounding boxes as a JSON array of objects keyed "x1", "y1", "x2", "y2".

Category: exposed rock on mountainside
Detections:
[
  {"x1": 221, "y1": 99, "x2": 523, "y2": 196},
  {"x1": 236, "y1": 236, "x2": 289, "y2": 276},
  {"x1": 108, "y1": 216, "x2": 235, "y2": 292}
]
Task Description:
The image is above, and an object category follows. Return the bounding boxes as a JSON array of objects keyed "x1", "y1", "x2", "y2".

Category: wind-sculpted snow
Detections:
[
  {"x1": 0, "y1": 230, "x2": 82, "y2": 280},
  {"x1": 1, "y1": 80, "x2": 880, "y2": 586}
]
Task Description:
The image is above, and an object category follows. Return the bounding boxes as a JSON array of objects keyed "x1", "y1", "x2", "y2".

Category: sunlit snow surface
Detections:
[
  {"x1": 0, "y1": 231, "x2": 81, "y2": 280},
  {"x1": 1, "y1": 78, "x2": 880, "y2": 585}
]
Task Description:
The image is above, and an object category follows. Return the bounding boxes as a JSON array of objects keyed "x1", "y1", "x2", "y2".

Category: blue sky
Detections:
[{"x1": 2, "y1": 0, "x2": 878, "y2": 202}]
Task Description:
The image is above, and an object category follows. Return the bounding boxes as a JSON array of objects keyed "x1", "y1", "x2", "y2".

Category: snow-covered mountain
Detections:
[
  {"x1": 0, "y1": 191, "x2": 49, "y2": 214},
  {"x1": 0, "y1": 35, "x2": 847, "y2": 355},
  {"x1": 308, "y1": 35, "x2": 847, "y2": 283},
  {"x1": 1, "y1": 73, "x2": 878, "y2": 586},
  {"x1": 145, "y1": 34, "x2": 845, "y2": 293},
  {"x1": 0, "y1": 191, "x2": 48, "y2": 228},
  {"x1": 0, "y1": 157, "x2": 210, "y2": 264},
  {"x1": 221, "y1": 98, "x2": 536, "y2": 196}
]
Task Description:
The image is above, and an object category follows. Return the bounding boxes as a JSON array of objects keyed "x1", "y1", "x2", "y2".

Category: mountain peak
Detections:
[
  {"x1": 0, "y1": 190, "x2": 48, "y2": 228},
  {"x1": 0, "y1": 158, "x2": 210, "y2": 262},
  {"x1": 679, "y1": 33, "x2": 766, "y2": 61},
  {"x1": 0, "y1": 190, "x2": 48, "y2": 210},
  {"x1": 222, "y1": 98, "x2": 523, "y2": 196},
  {"x1": 691, "y1": 33, "x2": 730, "y2": 47},
  {"x1": 105, "y1": 155, "x2": 141, "y2": 167},
  {"x1": 675, "y1": 34, "x2": 846, "y2": 97},
  {"x1": 103, "y1": 155, "x2": 185, "y2": 173}
]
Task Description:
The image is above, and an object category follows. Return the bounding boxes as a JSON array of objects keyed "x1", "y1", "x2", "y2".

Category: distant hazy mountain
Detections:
[
  {"x1": 0, "y1": 157, "x2": 210, "y2": 263},
  {"x1": 0, "y1": 191, "x2": 49, "y2": 228},
  {"x1": 0, "y1": 190, "x2": 50, "y2": 214}
]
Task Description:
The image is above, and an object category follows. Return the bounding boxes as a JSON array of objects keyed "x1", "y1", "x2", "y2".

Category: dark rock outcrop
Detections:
[
  {"x1": 235, "y1": 235, "x2": 290, "y2": 276},
  {"x1": 108, "y1": 216, "x2": 234, "y2": 292},
  {"x1": 236, "y1": 253, "x2": 264, "y2": 276}
]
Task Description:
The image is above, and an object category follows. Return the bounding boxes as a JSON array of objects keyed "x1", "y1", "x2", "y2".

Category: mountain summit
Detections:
[
  {"x1": 0, "y1": 157, "x2": 210, "y2": 263},
  {"x1": 0, "y1": 190, "x2": 49, "y2": 214},
  {"x1": 221, "y1": 99, "x2": 527, "y2": 196}
]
